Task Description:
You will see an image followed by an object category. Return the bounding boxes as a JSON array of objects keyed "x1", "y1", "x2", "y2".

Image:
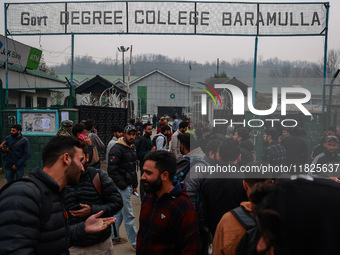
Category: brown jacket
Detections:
[{"x1": 212, "y1": 201, "x2": 253, "y2": 255}]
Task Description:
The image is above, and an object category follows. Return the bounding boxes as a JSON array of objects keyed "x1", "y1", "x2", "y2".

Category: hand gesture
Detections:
[
  {"x1": 84, "y1": 210, "x2": 116, "y2": 234},
  {"x1": 70, "y1": 203, "x2": 92, "y2": 218}
]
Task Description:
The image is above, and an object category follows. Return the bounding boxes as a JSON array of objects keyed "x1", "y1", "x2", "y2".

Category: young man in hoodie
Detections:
[
  {"x1": 137, "y1": 150, "x2": 199, "y2": 255},
  {"x1": 108, "y1": 125, "x2": 138, "y2": 251}
]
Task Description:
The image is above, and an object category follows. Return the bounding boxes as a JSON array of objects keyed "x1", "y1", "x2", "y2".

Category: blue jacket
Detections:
[
  {"x1": 172, "y1": 119, "x2": 179, "y2": 132},
  {"x1": 3, "y1": 134, "x2": 30, "y2": 169}
]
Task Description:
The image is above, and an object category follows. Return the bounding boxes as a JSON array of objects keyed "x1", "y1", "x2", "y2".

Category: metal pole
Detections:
[
  {"x1": 253, "y1": 36, "x2": 258, "y2": 107},
  {"x1": 252, "y1": 3, "x2": 260, "y2": 107},
  {"x1": 127, "y1": 45, "x2": 133, "y2": 111},
  {"x1": 122, "y1": 51, "x2": 125, "y2": 85},
  {"x1": 70, "y1": 33, "x2": 74, "y2": 107},
  {"x1": 4, "y1": 3, "x2": 9, "y2": 107},
  {"x1": 322, "y1": 3, "x2": 329, "y2": 114},
  {"x1": 117, "y1": 46, "x2": 129, "y2": 89}
]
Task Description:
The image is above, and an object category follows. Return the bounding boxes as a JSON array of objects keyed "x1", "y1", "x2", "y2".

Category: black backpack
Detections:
[
  {"x1": 152, "y1": 134, "x2": 166, "y2": 148},
  {"x1": 230, "y1": 206, "x2": 259, "y2": 255},
  {"x1": 0, "y1": 177, "x2": 52, "y2": 228}
]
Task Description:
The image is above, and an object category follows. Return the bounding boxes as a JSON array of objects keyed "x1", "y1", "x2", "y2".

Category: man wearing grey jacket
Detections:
[{"x1": 170, "y1": 122, "x2": 188, "y2": 159}]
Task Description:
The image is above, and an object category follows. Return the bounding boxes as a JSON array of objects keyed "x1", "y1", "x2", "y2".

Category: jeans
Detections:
[
  {"x1": 111, "y1": 185, "x2": 137, "y2": 245},
  {"x1": 5, "y1": 165, "x2": 24, "y2": 183}
]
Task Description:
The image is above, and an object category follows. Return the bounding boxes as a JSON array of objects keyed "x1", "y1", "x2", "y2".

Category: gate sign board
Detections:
[
  {"x1": 5, "y1": 1, "x2": 327, "y2": 36},
  {"x1": 0, "y1": 35, "x2": 42, "y2": 69}
]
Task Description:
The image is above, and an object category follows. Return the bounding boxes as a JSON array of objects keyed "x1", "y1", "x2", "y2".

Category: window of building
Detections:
[
  {"x1": 194, "y1": 96, "x2": 201, "y2": 102},
  {"x1": 25, "y1": 96, "x2": 33, "y2": 107},
  {"x1": 37, "y1": 97, "x2": 47, "y2": 107}
]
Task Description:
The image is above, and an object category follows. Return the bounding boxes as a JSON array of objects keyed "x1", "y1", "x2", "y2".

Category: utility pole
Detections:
[
  {"x1": 217, "y1": 58, "x2": 220, "y2": 76},
  {"x1": 117, "y1": 46, "x2": 129, "y2": 86}
]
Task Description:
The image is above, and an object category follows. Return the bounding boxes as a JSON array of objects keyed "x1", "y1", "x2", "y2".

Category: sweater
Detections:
[{"x1": 136, "y1": 182, "x2": 200, "y2": 255}]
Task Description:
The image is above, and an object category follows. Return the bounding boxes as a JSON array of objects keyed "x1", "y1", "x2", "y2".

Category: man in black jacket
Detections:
[
  {"x1": 108, "y1": 125, "x2": 138, "y2": 251},
  {"x1": 0, "y1": 136, "x2": 115, "y2": 255},
  {"x1": 201, "y1": 139, "x2": 248, "y2": 237},
  {"x1": 62, "y1": 145, "x2": 123, "y2": 254},
  {"x1": 137, "y1": 123, "x2": 156, "y2": 200},
  {"x1": 233, "y1": 127, "x2": 254, "y2": 166},
  {"x1": 280, "y1": 126, "x2": 308, "y2": 167}
]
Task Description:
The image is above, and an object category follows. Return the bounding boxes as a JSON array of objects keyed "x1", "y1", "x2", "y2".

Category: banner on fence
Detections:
[{"x1": 6, "y1": 1, "x2": 327, "y2": 36}]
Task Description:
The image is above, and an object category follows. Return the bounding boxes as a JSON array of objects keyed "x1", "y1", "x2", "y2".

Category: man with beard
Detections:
[
  {"x1": 311, "y1": 135, "x2": 340, "y2": 179},
  {"x1": 62, "y1": 143, "x2": 123, "y2": 254},
  {"x1": 137, "y1": 123, "x2": 156, "y2": 200},
  {"x1": 262, "y1": 128, "x2": 287, "y2": 167},
  {"x1": 170, "y1": 121, "x2": 188, "y2": 159},
  {"x1": 0, "y1": 136, "x2": 115, "y2": 254},
  {"x1": 1, "y1": 124, "x2": 30, "y2": 183},
  {"x1": 154, "y1": 125, "x2": 171, "y2": 151},
  {"x1": 137, "y1": 150, "x2": 200, "y2": 255},
  {"x1": 108, "y1": 125, "x2": 138, "y2": 251}
]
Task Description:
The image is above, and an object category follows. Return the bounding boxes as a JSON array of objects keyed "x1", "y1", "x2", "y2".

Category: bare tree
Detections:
[{"x1": 312, "y1": 49, "x2": 340, "y2": 78}]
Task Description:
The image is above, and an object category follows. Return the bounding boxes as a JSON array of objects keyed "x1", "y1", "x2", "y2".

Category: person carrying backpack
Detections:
[
  {"x1": 62, "y1": 144, "x2": 123, "y2": 254},
  {"x1": 212, "y1": 170, "x2": 272, "y2": 255},
  {"x1": 176, "y1": 132, "x2": 211, "y2": 255},
  {"x1": 0, "y1": 136, "x2": 115, "y2": 255},
  {"x1": 153, "y1": 125, "x2": 170, "y2": 151}
]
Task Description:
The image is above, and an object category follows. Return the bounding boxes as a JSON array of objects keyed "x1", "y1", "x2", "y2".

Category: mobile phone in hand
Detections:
[{"x1": 69, "y1": 204, "x2": 82, "y2": 210}]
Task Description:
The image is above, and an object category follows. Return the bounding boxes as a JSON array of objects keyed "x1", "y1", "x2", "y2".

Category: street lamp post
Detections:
[{"x1": 117, "y1": 46, "x2": 129, "y2": 85}]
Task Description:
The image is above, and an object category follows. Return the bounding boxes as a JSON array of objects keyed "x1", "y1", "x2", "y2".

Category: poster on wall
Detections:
[{"x1": 17, "y1": 110, "x2": 58, "y2": 135}]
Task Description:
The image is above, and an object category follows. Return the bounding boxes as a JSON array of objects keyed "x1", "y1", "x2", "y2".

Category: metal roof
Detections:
[{"x1": 0, "y1": 60, "x2": 65, "y2": 83}]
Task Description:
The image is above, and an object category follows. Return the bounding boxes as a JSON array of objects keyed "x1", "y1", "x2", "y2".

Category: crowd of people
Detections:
[{"x1": 0, "y1": 116, "x2": 340, "y2": 255}]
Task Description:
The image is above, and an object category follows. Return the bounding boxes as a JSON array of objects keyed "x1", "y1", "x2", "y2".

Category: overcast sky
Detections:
[{"x1": 1, "y1": 0, "x2": 339, "y2": 67}]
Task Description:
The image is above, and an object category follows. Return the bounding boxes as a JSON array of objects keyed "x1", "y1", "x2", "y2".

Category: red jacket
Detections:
[{"x1": 137, "y1": 182, "x2": 200, "y2": 255}]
